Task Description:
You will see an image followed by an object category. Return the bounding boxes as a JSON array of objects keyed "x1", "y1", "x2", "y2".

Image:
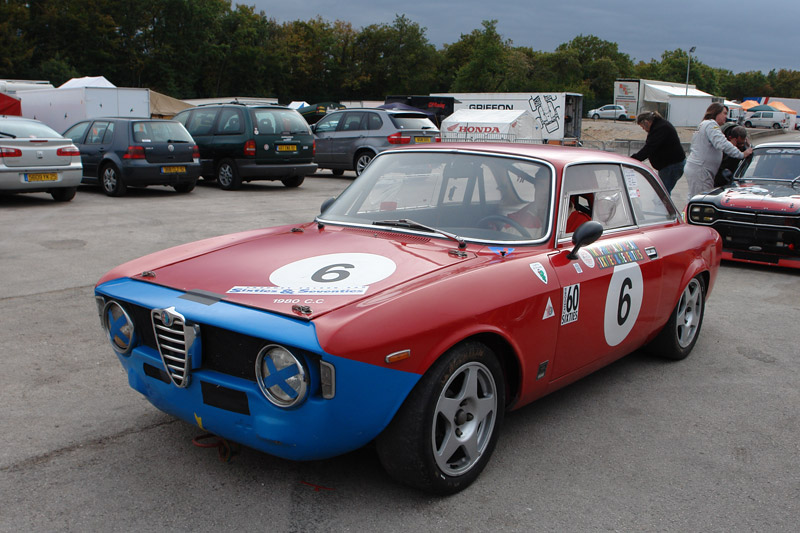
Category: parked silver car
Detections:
[
  {"x1": 311, "y1": 108, "x2": 439, "y2": 176},
  {"x1": 0, "y1": 116, "x2": 83, "y2": 202},
  {"x1": 587, "y1": 104, "x2": 629, "y2": 121}
]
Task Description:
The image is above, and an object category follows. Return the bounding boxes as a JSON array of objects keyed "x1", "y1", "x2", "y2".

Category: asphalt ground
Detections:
[{"x1": 1, "y1": 146, "x2": 799, "y2": 531}]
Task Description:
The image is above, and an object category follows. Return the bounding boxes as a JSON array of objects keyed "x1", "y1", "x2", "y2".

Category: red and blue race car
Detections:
[
  {"x1": 687, "y1": 141, "x2": 800, "y2": 268},
  {"x1": 96, "y1": 143, "x2": 721, "y2": 494}
]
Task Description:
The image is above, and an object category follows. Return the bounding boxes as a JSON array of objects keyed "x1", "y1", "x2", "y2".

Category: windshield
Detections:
[
  {"x1": 737, "y1": 147, "x2": 800, "y2": 182},
  {"x1": 0, "y1": 119, "x2": 61, "y2": 139},
  {"x1": 319, "y1": 150, "x2": 553, "y2": 244},
  {"x1": 132, "y1": 121, "x2": 193, "y2": 143},
  {"x1": 389, "y1": 114, "x2": 437, "y2": 130}
]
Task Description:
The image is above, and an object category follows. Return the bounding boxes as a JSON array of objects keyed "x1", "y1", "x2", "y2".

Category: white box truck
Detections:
[{"x1": 20, "y1": 87, "x2": 150, "y2": 133}]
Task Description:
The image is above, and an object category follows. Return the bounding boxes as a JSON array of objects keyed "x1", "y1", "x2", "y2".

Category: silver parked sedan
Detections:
[{"x1": 0, "y1": 116, "x2": 83, "y2": 201}]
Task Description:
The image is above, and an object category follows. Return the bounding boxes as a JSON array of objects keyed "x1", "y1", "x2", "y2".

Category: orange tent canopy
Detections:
[
  {"x1": 768, "y1": 100, "x2": 796, "y2": 114},
  {"x1": 741, "y1": 100, "x2": 760, "y2": 110}
]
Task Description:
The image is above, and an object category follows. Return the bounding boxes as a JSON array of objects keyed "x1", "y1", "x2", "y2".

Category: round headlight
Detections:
[
  {"x1": 255, "y1": 344, "x2": 308, "y2": 408},
  {"x1": 102, "y1": 301, "x2": 135, "y2": 354}
]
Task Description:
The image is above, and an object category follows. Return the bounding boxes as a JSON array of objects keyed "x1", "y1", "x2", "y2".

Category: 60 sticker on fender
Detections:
[{"x1": 227, "y1": 253, "x2": 397, "y2": 295}]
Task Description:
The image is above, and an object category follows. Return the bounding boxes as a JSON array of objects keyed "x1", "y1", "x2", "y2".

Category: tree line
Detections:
[{"x1": 3, "y1": 0, "x2": 799, "y2": 111}]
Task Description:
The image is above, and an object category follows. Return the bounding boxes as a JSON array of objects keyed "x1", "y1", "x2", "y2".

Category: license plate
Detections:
[
  {"x1": 161, "y1": 166, "x2": 186, "y2": 174},
  {"x1": 277, "y1": 145, "x2": 297, "y2": 152},
  {"x1": 25, "y1": 173, "x2": 58, "y2": 182},
  {"x1": 414, "y1": 137, "x2": 432, "y2": 143}
]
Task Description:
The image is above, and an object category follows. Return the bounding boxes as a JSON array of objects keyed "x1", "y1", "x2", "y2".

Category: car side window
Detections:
[
  {"x1": 86, "y1": 121, "x2": 111, "y2": 145},
  {"x1": 559, "y1": 164, "x2": 634, "y2": 238},
  {"x1": 622, "y1": 166, "x2": 677, "y2": 225},
  {"x1": 101, "y1": 122, "x2": 115, "y2": 144},
  {"x1": 341, "y1": 112, "x2": 366, "y2": 132},
  {"x1": 315, "y1": 114, "x2": 340, "y2": 133},
  {"x1": 367, "y1": 113, "x2": 383, "y2": 131},
  {"x1": 185, "y1": 108, "x2": 219, "y2": 136},
  {"x1": 215, "y1": 108, "x2": 244, "y2": 135},
  {"x1": 64, "y1": 122, "x2": 90, "y2": 143}
]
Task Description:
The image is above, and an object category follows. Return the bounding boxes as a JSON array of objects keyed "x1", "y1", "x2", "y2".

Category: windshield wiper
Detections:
[
  {"x1": 0, "y1": 131, "x2": 16, "y2": 138},
  {"x1": 167, "y1": 139, "x2": 189, "y2": 143},
  {"x1": 373, "y1": 219, "x2": 466, "y2": 249}
]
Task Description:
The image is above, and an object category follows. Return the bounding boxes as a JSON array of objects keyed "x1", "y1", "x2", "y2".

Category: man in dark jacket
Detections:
[
  {"x1": 714, "y1": 124, "x2": 749, "y2": 187},
  {"x1": 631, "y1": 111, "x2": 686, "y2": 193}
]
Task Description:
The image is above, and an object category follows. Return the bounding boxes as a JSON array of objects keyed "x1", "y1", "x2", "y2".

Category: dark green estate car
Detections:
[{"x1": 174, "y1": 103, "x2": 317, "y2": 190}]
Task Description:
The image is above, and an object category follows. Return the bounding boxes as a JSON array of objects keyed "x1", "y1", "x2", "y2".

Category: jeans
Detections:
[{"x1": 658, "y1": 159, "x2": 686, "y2": 193}]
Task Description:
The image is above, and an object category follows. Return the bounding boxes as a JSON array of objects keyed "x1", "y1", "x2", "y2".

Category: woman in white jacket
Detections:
[{"x1": 684, "y1": 103, "x2": 753, "y2": 199}]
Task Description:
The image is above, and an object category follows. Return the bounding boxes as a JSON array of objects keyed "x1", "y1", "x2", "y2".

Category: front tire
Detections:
[
  {"x1": 376, "y1": 341, "x2": 505, "y2": 495},
  {"x1": 216, "y1": 159, "x2": 241, "y2": 190},
  {"x1": 592, "y1": 114, "x2": 600, "y2": 120},
  {"x1": 281, "y1": 176, "x2": 304, "y2": 188},
  {"x1": 649, "y1": 276, "x2": 705, "y2": 360},
  {"x1": 173, "y1": 180, "x2": 196, "y2": 193},
  {"x1": 744, "y1": 121, "x2": 753, "y2": 128},
  {"x1": 101, "y1": 163, "x2": 126, "y2": 197},
  {"x1": 331, "y1": 169, "x2": 345, "y2": 176},
  {"x1": 50, "y1": 187, "x2": 77, "y2": 202}
]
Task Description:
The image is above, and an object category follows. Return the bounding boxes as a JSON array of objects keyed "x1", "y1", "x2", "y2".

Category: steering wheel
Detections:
[{"x1": 477, "y1": 214, "x2": 532, "y2": 238}]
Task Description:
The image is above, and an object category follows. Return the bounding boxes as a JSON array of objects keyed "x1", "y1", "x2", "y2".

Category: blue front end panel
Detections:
[{"x1": 97, "y1": 278, "x2": 421, "y2": 461}]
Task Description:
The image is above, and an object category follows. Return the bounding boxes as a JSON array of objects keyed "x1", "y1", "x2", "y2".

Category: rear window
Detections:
[
  {"x1": 251, "y1": 108, "x2": 309, "y2": 135},
  {"x1": 132, "y1": 121, "x2": 194, "y2": 143},
  {"x1": 0, "y1": 120, "x2": 62, "y2": 139},
  {"x1": 388, "y1": 113, "x2": 437, "y2": 130}
]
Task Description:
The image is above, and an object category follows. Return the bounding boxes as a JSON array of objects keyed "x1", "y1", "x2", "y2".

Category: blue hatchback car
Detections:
[{"x1": 63, "y1": 118, "x2": 201, "y2": 196}]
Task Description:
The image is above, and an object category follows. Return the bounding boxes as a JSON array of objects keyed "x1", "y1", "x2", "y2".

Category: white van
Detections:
[{"x1": 744, "y1": 111, "x2": 789, "y2": 129}]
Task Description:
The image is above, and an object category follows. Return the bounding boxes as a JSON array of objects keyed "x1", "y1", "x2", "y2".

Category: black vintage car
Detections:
[{"x1": 686, "y1": 141, "x2": 800, "y2": 269}]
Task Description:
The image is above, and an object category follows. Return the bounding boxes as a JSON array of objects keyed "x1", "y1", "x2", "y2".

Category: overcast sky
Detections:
[{"x1": 246, "y1": 0, "x2": 800, "y2": 74}]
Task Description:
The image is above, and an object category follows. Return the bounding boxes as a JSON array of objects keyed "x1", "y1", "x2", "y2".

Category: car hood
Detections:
[
  {"x1": 713, "y1": 183, "x2": 800, "y2": 213},
  {"x1": 99, "y1": 222, "x2": 485, "y2": 319}
]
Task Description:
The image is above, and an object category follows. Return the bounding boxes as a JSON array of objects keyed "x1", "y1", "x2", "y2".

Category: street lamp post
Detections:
[{"x1": 685, "y1": 46, "x2": 696, "y2": 95}]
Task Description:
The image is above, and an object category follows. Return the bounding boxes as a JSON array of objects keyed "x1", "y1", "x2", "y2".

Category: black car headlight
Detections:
[
  {"x1": 689, "y1": 204, "x2": 718, "y2": 224},
  {"x1": 101, "y1": 300, "x2": 136, "y2": 355},
  {"x1": 255, "y1": 344, "x2": 308, "y2": 408}
]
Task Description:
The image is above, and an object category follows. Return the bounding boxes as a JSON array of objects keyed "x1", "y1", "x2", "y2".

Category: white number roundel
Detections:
[
  {"x1": 604, "y1": 262, "x2": 643, "y2": 346},
  {"x1": 270, "y1": 253, "x2": 396, "y2": 288}
]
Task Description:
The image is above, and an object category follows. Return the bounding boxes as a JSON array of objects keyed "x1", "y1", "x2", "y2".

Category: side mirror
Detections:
[
  {"x1": 567, "y1": 221, "x2": 603, "y2": 259},
  {"x1": 320, "y1": 197, "x2": 336, "y2": 215}
]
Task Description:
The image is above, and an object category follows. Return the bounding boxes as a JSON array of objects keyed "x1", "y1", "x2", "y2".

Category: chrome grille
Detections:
[{"x1": 151, "y1": 307, "x2": 198, "y2": 388}]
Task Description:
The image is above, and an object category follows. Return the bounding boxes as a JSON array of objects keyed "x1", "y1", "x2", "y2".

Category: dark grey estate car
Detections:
[
  {"x1": 64, "y1": 118, "x2": 200, "y2": 196},
  {"x1": 174, "y1": 103, "x2": 317, "y2": 190},
  {"x1": 312, "y1": 108, "x2": 439, "y2": 176}
]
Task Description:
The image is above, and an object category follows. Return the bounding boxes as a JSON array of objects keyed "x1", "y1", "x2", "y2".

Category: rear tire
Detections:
[
  {"x1": 216, "y1": 159, "x2": 241, "y2": 190},
  {"x1": 376, "y1": 341, "x2": 505, "y2": 495},
  {"x1": 772, "y1": 123, "x2": 781, "y2": 129},
  {"x1": 354, "y1": 151, "x2": 374, "y2": 176},
  {"x1": 101, "y1": 163, "x2": 126, "y2": 197},
  {"x1": 281, "y1": 176, "x2": 304, "y2": 188},
  {"x1": 331, "y1": 169, "x2": 345, "y2": 176},
  {"x1": 649, "y1": 276, "x2": 705, "y2": 360},
  {"x1": 51, "y1": 187, "x2": 77, "y2": 202}
]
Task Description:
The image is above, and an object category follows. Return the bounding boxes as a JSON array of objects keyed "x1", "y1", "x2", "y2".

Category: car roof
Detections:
[
  {"x1": 384, "y1": 142, "x2": 647, "y2": 170},
  {"x1": 1, "y1": 115, "x2": 43, "y2": 123},
  {"x1": 753, "y1": 141, "x2": 800, "y2": 149},
  {"x1": 327, "y1": 108, "x2": 427, "y2": 115}
]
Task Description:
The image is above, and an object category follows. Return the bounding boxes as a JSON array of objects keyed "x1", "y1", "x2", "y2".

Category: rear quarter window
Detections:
[{"x1": 185, "y1": 108, "x2": 219, "y2": 136}]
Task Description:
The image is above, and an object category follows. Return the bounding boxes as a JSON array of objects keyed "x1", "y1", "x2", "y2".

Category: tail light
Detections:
[
  {"x1": 192, "y1": 144, "x2": 200, "y2": 159},
  {"x1": 123, "y1": 146, "x2": 146, "y2": 159},
  {"x1": 244, "y1": 139, "x2": 256, "y2": 156},
  {"x1": 0, "y1": 147, "x2": 23, "y2": 158},
  {"x1": 387, "y1": 132, "x2": 411, "y2": 145},
  {"x1": 312, "y1": 140, "x2": 316, "y2": 156},
  {"x1": 57, "y1": 145, "x2": 81, "y2": 157},
  {"x1": 435, "y1": 137, "x2": 442, "y2": 142}
]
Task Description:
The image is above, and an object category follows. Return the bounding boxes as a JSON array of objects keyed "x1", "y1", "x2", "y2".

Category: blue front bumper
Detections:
[{"x1": 96, "y1": 278, "x2": 420, "y2": 460}]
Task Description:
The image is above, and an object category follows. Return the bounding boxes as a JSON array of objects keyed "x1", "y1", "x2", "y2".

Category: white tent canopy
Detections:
[
  {"x1": 643, "y1": 83, "x2": 711, "y2": 102},
  {"x1": 58, "y1": 76, "x2": 116, "y2": 89}
]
